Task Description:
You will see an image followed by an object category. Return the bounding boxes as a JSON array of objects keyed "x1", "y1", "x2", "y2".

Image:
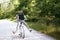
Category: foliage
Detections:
[{"x1": 0, "y1": 0, "x2": 60, "y2": 39}]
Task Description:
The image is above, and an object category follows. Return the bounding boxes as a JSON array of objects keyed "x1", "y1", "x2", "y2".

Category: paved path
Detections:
[{"x1": 0, "y1": 19, "x2": 56, "y2": 40}]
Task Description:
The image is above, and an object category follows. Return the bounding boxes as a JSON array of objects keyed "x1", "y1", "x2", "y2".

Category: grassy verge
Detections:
[
  {"x1": 48, "y1": 31, "x2": 60, "y2": 40},
  {"x1": 27, "y1": 22, "x2": 60, "y2": 40}
]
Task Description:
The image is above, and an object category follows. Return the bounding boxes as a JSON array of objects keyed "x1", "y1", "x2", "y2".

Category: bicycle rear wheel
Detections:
[{"x1": 22, "y1": 26, "x2": 25, "y2": 39}]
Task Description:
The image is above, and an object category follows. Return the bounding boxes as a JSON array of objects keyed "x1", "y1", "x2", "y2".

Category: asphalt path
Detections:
[{"x1": 0, "y1": 19, "x2": 56, "y2": 40}]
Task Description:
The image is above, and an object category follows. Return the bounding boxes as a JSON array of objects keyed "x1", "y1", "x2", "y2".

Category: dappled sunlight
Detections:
[{"x1": 0, "y1": 0, "x2": 10, "y2": 3}]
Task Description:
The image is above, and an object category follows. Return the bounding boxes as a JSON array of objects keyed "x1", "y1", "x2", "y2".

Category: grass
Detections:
[
  {"x1": 27, "y1": 22, "x2": 60, "y2": 40},
  {"x1": 48, "y1": 31, "x2": 60, "y2": 40}
]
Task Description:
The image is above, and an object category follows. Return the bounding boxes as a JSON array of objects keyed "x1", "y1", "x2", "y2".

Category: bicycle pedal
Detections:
[
  {"x1": 22, "y1": 37, "x2": 24, "y2": 39},
  {"x1": 30, "y1": 30, "x2": 32, "y2": 32},
  {"x1": 19, "y1": 34, "x2": 20, "y2": 35},
  {"x1": 19, "y1": 34, "x2": 22, "y2": 37}
]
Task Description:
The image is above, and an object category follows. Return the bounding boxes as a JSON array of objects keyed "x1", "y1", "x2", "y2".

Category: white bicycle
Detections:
[{"x1": 13, "y1": 21, "x2": 25, "y2": 39}]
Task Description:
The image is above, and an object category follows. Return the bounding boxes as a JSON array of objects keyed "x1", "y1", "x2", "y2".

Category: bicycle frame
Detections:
[{"x1": 18, "y1": 22, "x2": 25, "y2": 39}]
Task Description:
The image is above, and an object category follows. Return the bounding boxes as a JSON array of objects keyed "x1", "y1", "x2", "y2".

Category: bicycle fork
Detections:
[{"x1": 19, "y1": 22, "x2": 25, "y2": 39}]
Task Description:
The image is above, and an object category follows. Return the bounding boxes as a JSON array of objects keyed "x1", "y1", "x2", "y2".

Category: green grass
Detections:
[
  {"x1": 48, "y1": 31, "x2": 60, "y2": 40},
  {"x1": 27, "y1": 22, "x2": 60, "y2": 40}
]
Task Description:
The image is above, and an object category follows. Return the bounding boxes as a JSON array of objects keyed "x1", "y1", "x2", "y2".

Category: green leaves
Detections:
[{"x1": 0, "y1": 0, "x2": 60, "y2": 26}]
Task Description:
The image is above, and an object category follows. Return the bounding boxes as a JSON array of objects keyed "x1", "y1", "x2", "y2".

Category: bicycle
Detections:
[
  {"x1": 19, "y1": 22, "x2": 25, "y2": 39},
  {"x1": 12, "y1": 21, "x2": 25, "y2": 39}
]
